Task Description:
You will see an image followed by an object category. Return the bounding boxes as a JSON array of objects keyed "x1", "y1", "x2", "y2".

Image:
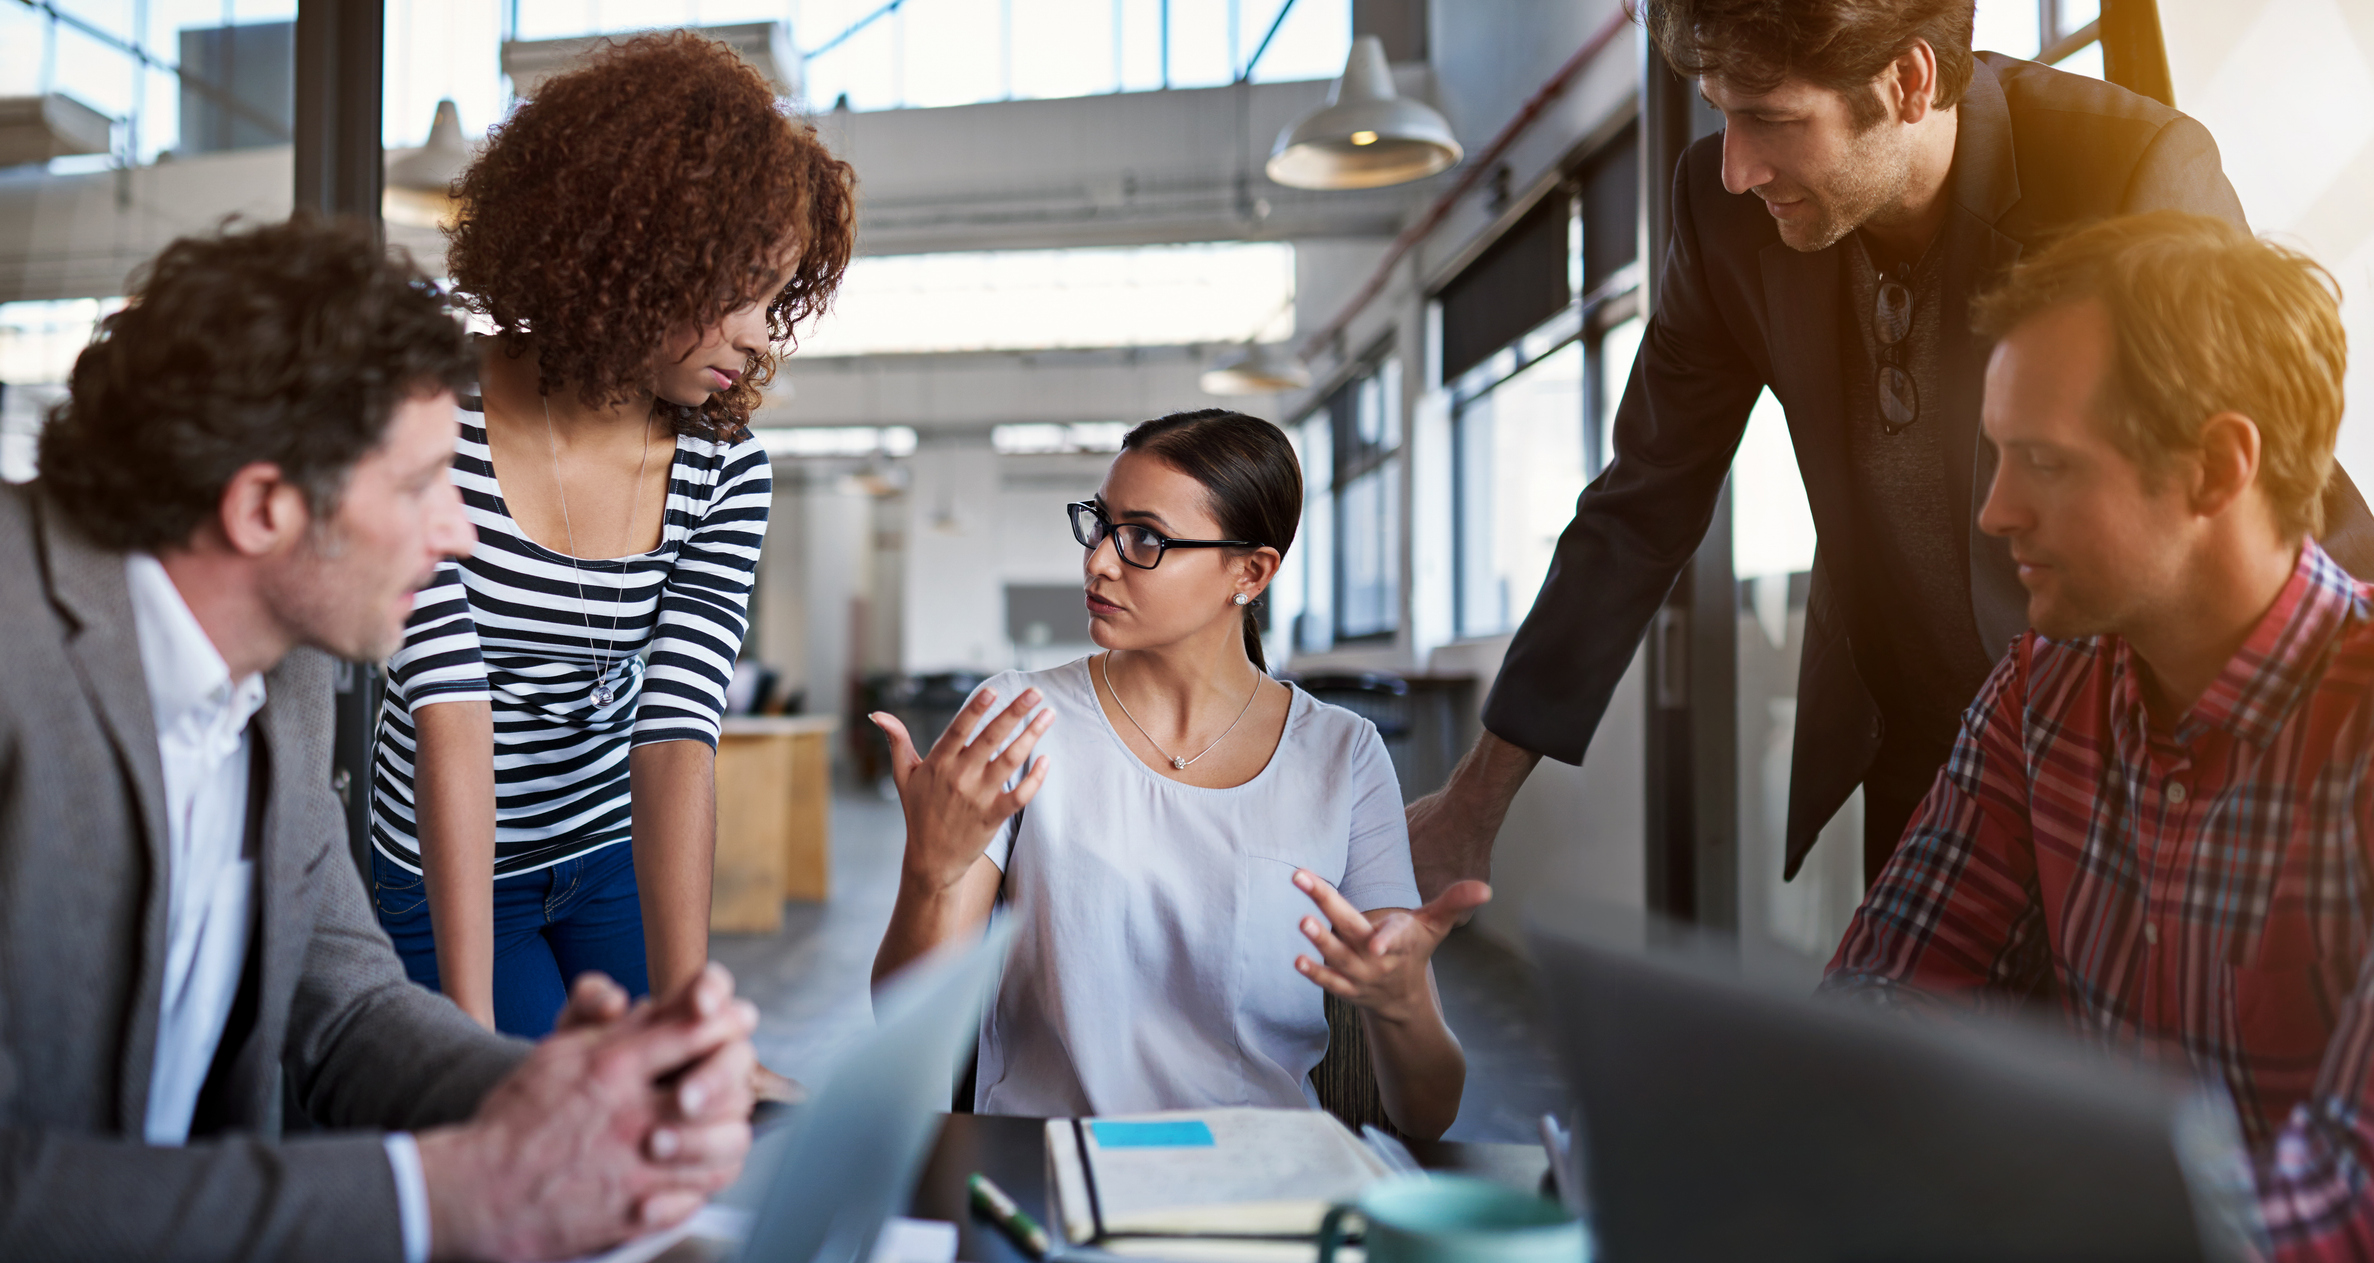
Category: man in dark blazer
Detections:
[
  {"x1": 1406, "y1": 0, "x2": 2374, "y2": 897},
  {"x1": 0, "y1": 217, "x2": 759, "y2": 1260}
]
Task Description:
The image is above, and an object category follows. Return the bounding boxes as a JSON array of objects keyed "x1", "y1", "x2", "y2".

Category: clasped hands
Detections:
[{"x1": 416, "y1": 963, "x2": 760, "y2": 1262}]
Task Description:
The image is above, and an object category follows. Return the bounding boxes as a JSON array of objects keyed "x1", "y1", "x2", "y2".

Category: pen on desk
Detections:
[{"x1": 968, "y1": 1172, "x2": 1051, "y2": 1258}]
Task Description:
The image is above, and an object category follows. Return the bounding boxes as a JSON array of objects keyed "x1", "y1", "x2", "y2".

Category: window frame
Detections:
[{"x1": 1323, "y1": 348, "x2": 1404, "y2": 644}]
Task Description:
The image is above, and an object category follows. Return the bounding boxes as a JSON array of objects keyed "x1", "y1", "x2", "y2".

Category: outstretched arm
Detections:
[
  {"x1": 1405, "y1": 731, "x2": 1541, "y2": 901},
  {"x1": 1293, "y1": 874, "x2": 1492, "y2": 1139},
  {"x1": 871, "y1": 685, "x2": 1053, "y2": 987}
]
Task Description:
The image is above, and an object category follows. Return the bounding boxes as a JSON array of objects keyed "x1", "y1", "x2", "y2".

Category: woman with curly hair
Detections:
[{"x1": 366, "y1": 32, "x2": 854, "y2": 1048}]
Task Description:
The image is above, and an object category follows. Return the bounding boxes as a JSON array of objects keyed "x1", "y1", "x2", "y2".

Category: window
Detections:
[
  {"x1": 1331, "y1": 357, "x2": 1401, "y2": 641},
  {"x1": 1974, "y1": 0, "x2": 2106, "y2": 80},
  {"x1": 1445, "y1": 126, "x2": 1641, "y2": 639},
  {"x1": 1291, "y1": 407, "x2": 1333, "y2": 653},
  {"x1": 751, "y1": 425, "x2": 918, "y2": 458},
  {"x1": 795, "y1": 242, "x2": 1296, "y2": 358},
  {"x1": 1289, "y1": 353, "x2": 1401, "y2": 649},
  {"x1": 1453, "y1": 343, "x2": 1583, "y2": 637},
  {"x1": 990, "y1": 422, "x2": 1131, "y2": 454},
  {"x1": 497, "y1": 0, "x2": 1350, "y2": 115}
]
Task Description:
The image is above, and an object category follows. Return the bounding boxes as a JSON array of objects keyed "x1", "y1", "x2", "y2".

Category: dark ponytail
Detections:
[{"x1": 1120, "y1": 409, "x2": 1302, "y2": 672}]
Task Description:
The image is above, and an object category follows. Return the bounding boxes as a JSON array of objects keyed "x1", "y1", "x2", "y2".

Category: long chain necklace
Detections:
[
  {"x1": 1099, "y1": 651, "x2": 1262, "y2": 771},
  {"x1": 543, "y1": 394, "x2": 655, "y2": 708}
]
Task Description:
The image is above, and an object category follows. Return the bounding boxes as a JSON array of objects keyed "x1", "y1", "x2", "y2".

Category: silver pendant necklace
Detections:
[
  {"x1": 543, "y1": 395, "x2": 656, "y2": 708},
  {"x1": 1099, "y1": 651, "x2": 1262, "y2": 771}
]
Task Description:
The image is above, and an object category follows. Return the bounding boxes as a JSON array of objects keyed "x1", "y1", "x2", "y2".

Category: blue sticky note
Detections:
[{"x1": 1090, "y1": 1120, "x2": 1217, "y2": 1149}]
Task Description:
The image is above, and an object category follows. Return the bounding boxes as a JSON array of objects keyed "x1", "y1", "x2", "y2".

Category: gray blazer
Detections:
[{"x1": 0, "y1": 482, "x2": 529, "y2": 1260}]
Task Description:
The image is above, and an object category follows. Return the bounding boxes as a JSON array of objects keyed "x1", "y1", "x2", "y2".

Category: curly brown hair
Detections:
[
  {"x1": 446, "y1": 31, "x2": 856, "y2": 442},
  {"x1": 39, "y1": 215, "x2": 475, "y2": 552}
]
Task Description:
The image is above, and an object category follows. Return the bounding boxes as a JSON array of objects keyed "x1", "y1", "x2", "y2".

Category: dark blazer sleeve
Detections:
[
  {"x1": 2119, "y1": 114, "x2": 2246, "y2": 224},
  {"x1": 1480, "y1": 148, "x2": 1768, "y2": 764}
]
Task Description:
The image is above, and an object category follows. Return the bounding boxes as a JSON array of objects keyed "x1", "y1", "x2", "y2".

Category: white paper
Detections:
[
  {"x1": 870, "y1": 1217, "x2": 960, "y2": 1263},
  {"x1": 568, "y1": 1205, "x2": 754, "y2": 1263},
  {"x1": 1056, "y1": 1108, "x2": 1388, "y2": 1238}
]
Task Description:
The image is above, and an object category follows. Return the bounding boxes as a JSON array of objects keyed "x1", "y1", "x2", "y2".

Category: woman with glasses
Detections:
[{"x1": 870, "y1": 409, "x2": 1485, "y2": 1138}]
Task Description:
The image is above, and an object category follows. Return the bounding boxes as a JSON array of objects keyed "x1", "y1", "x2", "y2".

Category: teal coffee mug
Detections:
[{"x1": 1316, "y1": 1174, "x2": 1586, "y2": 1263}]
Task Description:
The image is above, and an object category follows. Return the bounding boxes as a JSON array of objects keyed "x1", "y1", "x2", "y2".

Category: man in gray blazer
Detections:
[{"x1": 0, "y1": 217, "x2": 760, "y2": 1260}]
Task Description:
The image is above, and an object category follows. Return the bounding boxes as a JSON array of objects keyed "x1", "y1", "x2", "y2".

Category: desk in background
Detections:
[
  {"x1": 711, "y1": 715, "x2": 838, "y2": 934},
  {"x1": 909, "y1": 1114, "x2": 1550, "y2": 1263}
]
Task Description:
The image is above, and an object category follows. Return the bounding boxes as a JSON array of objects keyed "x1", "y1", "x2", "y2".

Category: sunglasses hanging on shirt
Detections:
[{"x1": 1875, "y1": 264, "x2": 1920, "y2": 436}]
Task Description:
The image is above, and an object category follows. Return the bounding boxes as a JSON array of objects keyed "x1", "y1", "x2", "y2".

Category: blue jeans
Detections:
[{"x1": 372, "y1": 842, "x2": 651, "y2": 1039}]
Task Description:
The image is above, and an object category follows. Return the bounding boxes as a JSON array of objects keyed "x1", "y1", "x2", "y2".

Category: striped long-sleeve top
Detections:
[{"x1": 369, "y1": 413, "x2": 771, "y2": 877}]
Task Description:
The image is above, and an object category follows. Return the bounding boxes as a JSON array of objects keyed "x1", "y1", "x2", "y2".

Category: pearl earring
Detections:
[{"x1": 1233, "y1": 593, "x2": 1251, "y2": 606}]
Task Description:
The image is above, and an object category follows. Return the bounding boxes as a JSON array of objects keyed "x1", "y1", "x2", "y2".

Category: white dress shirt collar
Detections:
[{"x1": 125, "y1": 553, "x2": 267, "y2": 747}]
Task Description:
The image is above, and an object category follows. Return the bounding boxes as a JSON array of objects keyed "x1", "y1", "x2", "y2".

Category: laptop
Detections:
[
  {"x1": 1527, "y1": 912, "x2": 2258, "y2": 1263},
  {"x1": 714, "y1": 919, "x2": 1018, "y2": 1263}
]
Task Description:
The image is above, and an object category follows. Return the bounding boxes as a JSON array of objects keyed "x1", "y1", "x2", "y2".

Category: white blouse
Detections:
[{"x1": 968, "y1": 657, "x2": 1420, "y2": 1117}]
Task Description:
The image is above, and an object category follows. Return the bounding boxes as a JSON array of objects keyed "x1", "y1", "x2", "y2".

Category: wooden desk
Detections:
[
  {"x1": 711, "y1": 715, "x2": 838, "y2": 934},
  {"x1": 908, "y1": 1114, "x2": 1550, "y2": 1263}
]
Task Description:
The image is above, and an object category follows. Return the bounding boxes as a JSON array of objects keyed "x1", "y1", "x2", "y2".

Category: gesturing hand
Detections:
[
  {"x1": 872, "y1": 688, "x2": 1054, "y2": 893},
  {"x1": 1291, "y1": 871, "x2": 1492, "y2": 1026}
]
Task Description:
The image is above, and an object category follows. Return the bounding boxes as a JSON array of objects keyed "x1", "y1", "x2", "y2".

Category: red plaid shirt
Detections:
[{"x1": 1826, "y1": 540, "x2": 2374, "y2": 1259}]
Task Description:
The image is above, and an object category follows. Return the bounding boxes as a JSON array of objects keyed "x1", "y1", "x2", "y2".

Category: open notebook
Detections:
[{"x1": 1045, "y1": 1109, "x2": 1390, "y2": 1262}]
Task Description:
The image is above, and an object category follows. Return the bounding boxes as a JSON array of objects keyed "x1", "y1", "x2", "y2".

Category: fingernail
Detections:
[
  {"x1": 643, "y1": 1190, "x2": 701, "y2": 1226},
  {"x1": 1294, "y1": 872, "x2": 1314, "y2": 890},
  {"x1": 680, "y1": 1080, "x2": 707, "y2": 1114},
  {"x1": 650, "y1": 1127, "x2": 680, "y2": 1159}
]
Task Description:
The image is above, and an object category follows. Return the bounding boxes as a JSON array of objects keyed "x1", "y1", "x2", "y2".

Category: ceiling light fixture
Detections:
[
  {"x1": 383, "y1": 99, "x2": 470, "y2": 230},
  {"x1": 1200, "y1": 341, "x2": 1311, "y2": 396},
  {"x1": 1265, "y1": 35, "x2": 1461, "y2": 190}
]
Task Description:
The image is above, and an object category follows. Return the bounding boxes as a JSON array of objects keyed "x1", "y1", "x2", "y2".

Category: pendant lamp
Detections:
[
  {"x1": 1200, "y1": 341, "x2": 1312, "y2": 396},
  {"x1": 384, "y1": 99, "x2": 470, "y2": 230},
  {"x1": 1266, "y1": 35, "x2": 1461, "y2": 190}
]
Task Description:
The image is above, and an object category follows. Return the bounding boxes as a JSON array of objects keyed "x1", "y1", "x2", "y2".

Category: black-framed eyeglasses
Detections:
[
  {"x1": 1067, "y1": 501, "x2": 1252, "y2": 570},
  {"x1": 1875, "y1": 263, "x2": 1920, "y2": 436}
]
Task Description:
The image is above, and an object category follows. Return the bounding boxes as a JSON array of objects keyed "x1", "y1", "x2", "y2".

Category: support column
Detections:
[
  {"x1": 295, "y1": 0, "x2": 385, "y2": 875},
  {"x1": 1639, "y1": 44, "x2": 1737, "y2": 930},
  {"x1": 294, "y1": 0, "x2": 385, "y2": 224}
]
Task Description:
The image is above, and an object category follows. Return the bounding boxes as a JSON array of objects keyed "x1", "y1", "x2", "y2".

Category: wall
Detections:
[
  {"x1": 2159, "y1": 0, "x2": 2374, "y2": 486},
  {"x1": 749, "y1": 467, "x2": 895, "y2": 724},
  {"x1": 1428, "y1": 636, "x2": 1649, "y2": 946},
  {"x1": 900, "y1": 439, "x2": 1115, "y2": 675}
]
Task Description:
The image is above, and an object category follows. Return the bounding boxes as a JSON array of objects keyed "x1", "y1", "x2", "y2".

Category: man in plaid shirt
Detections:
[{"x1": 1824, "y1": 211, "x2": 2374, "y2": 1257}]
